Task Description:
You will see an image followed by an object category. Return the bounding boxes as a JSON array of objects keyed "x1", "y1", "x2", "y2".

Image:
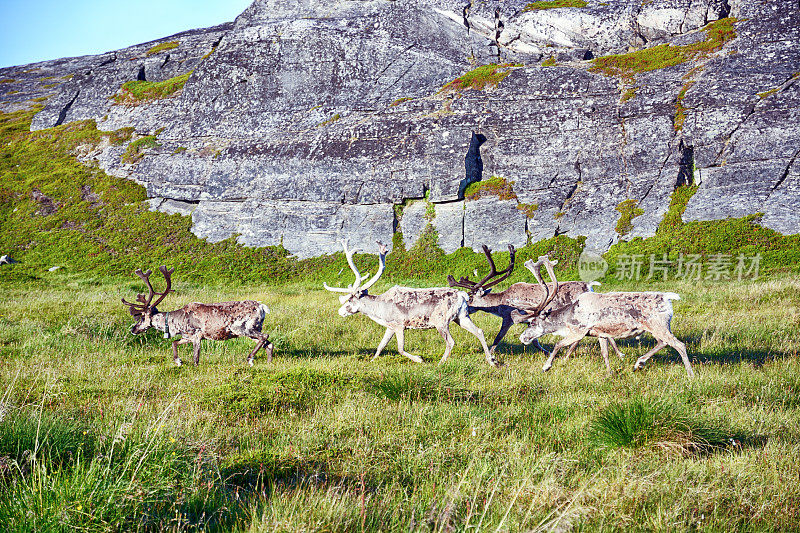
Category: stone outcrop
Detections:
[{"x1": 1, "y1": 0, "x2": 798, "y2": 258}]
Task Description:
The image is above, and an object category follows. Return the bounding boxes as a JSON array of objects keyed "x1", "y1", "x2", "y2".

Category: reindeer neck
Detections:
[
  {"x1": 151, "y1": 308, "x2": 185, "y2": 338},
  {"x1": 354, "y1": 294, "x2": 385, "y2": 318},
  {"x1": 469, "y1": 290, "x2": 507, "y2": 308}
]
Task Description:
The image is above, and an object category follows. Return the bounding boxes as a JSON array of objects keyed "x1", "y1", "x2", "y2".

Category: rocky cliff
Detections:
[{"x1": 1, "y1": 0, "x2": 798, "y2": 258}]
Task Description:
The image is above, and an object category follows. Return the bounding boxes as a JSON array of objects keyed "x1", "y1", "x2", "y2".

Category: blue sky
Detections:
[{"x1": 0, "y1": 0, "x2": 254, "y2": 68}]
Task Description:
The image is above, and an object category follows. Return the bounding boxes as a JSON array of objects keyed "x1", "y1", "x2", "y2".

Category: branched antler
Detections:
[
  {"x1": 121, "y1": 266, "x2": 175, "y2": 314},
  {"x1": 448, "y1": 244, "x2": 515, "y2": 294}
]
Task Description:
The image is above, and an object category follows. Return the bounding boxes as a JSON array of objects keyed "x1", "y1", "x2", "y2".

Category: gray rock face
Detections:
[{"x1": 2, "y1": 0, "x2": 798, "y2": 258}]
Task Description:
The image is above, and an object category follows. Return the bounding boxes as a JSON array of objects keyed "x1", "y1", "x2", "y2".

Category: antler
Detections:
[
  {"x1": 448, "y1": 244, "x2": 515, "y2": 294},
  {"x1": 516, "y1": 255, "x2": 560, "y2": 318},
  {"x1": 121, "y1": 266, "x2": 174, "y2": 315},
  {"x1": 359, "y1": 241, "x2": 389, "y2": 292},
  {"x1": 324, "y1": 239, "x2": 366, "y2": 294}
]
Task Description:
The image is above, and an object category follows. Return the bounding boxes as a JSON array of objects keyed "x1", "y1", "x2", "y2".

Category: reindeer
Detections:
[
  {"x1": 122, "y1": 266, "x2": 274, "y2": 367},
  {"x1": 323, "y1": 241, "x2": 499, "y2": 366},
  {"x1": 514, "y1": 257, "x2": 695, "y2": 378},
  {"x1": 447, "y1": 245, "x2": 623, "y2": 358}
]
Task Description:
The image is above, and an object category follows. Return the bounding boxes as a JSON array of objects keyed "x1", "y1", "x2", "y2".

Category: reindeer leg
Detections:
[
  {"x1": 608, "y1": 337, "x2": 625, "y2": 359},
  {"x1": 437, "y1": 325, "x2": 455, "y2": 365},
  {"x1": 373, "y1": 329, "x2": 395, "y2": 361},
  {"x1": 264, "y1": 341, "x2": 274, "y2": 364},
  {"x1": 490, "y1": 315, "x2": 514, "y2": 355},
  {"x1": 599, "y1": 338, "x2": 612, "y2": 375},
  {"x1": 192, "y1": 339, "x2": 202, "y2": 366},
  {"x1": 633, "y1": 340, "x2": 666, "y2": 373},
  {"x1": 563, "y1": 340, "x2": 580, "y2": 361},
  {"x1": 661, "y1": 332, "x2": 695, "y2": 378},
  {"x1": 542, "y1": 332, "x2": 586, "y2": 372},
  {"x1": 395, "y1": 329, "x2": 423, "y2": 363},
  {"x1": 533, "y1": 338, "x2": 549, "y2": 354},
  {"x1": 457, "y1": 313, "x2": 498, "y2": 367},
  {"x1": 171, "y1": 337, "x2": 192, "y2": 366},
  {"x1": 246, "y1": 334, "x2": 269, "y2": 367}
]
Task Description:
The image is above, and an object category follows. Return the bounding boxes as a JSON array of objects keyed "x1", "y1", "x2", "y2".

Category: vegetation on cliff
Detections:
[
  {"x1": 441, "y1": 63, "x2": 520, "y2": 93},
  {"x1": 112, "y1": 72, "x2": 192, "y2": 105},
  {"x1": 145, "y1": 41, "x2": 179, "y2": 56},
  {"x1": 523, "y1": 0, "x2": 587, "y2": 11},
  {"x1": 590, "y1": 18, "x2": 738, "y2": 82}
]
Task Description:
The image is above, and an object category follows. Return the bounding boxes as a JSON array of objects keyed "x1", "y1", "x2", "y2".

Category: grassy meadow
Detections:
[
  {"x1": 2, "y1": 104, "x2": 800, "y2": 531},
  {"x1": 1, "y1": 272, "x2": 799, "y2": 531}
]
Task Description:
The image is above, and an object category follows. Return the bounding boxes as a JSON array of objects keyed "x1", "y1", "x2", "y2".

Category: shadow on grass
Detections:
[{"x1": 499, "y1": 333, "x2": 795, "y2": 369}]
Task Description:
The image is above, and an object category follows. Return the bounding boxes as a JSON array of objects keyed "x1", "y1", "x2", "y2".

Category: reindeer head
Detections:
[
  {"x1": 323, "y1": 240, "x2": 388, "y2": 316},
  {"x1": 448, "y1": 244, "x2": 515, "y2": 298},
  {"x1": 121, "y1": 266, "x2": 174, "y2": 334},
  {"x1": 511, "y1": 256, "x2": 560, "y2": 345}
]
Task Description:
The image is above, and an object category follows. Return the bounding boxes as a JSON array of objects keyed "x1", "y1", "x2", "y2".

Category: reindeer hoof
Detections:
[
  {"x1": 248, "y1": 358, "x2": 254, "y2": 367},
  {"x1": 542, "y1": 364, "x2": 551, "y2": 372},
  {"x1": 409, "y1": 356, "x2": 424, "y2": 364},
  {"x1": 174, "y1": 359, "x2": 182, "y2": 367}
]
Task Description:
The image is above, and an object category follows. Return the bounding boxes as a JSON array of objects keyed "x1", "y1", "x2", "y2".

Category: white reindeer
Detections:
[
  {"x1": 323, "y1": 241, "x2": 499, "y2": 366},
  {"x1": 514, "y1": 256, "x2": 694, "y2": 378}
]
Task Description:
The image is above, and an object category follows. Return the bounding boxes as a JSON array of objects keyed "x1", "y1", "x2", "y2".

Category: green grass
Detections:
[
  {"x1": 441, "y1": 64, "x2": 520, "y2": 93},
  {"x1": 588, "y1": 397, "x2": 734, "y2": 453},
  {"x1": 145, "y1": 41, "x2": 179, "y2": 56},
  {"x1": 112, "y1": 72, "x2": 192, "y2": 105},
  {"x1": 606, "y1": 186, "x2": 800, "y2": 278},
  {"x1": 0, "y1": 274, "x2": 799, "y2": 530},
  {"x1": 523, "y1": 0, "x2": 587, "y2": 11},
  {"x1": 590, "y1": 18, "x2": 738, "y2": 82}
]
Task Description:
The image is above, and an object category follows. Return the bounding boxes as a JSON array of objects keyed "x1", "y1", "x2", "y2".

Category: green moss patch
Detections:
[
  {"x1": 112, "y1": 72, "x2": 192, "y2": 105},
  {"x1": 441, "y1": 63, "x2": 520, "y2": 93},
  {"x1": 109, "y1": 127, "x2": 135, "y2": 146},
  {"x1": 464, "y1": 176, "x2": 518, "y2": 201},
  {"x1": 615, "y1": 199, "x2": 644, "y2": 236},
  {"x1": 590, "y1": 18, "x2": 738, "y2": 82},
  {"x1": 121, "y1": 135, "x2": 161, "y2": 164},
  {"x1": 541, "y1": 56, "x2": 557, "y2": 67},
  {"x1": 517, "y1": 202, "x2": 539, "y2": 218},
  {"x1": 390, "y1": 97, "x2": 413, "y2": 107},
  {"x1": 145, "y1": 41, "x2": 179, "y2": 56},
  {"x1": 523, "y1": 0, "x2": 587, "y2": 11},
  {"x1": 674, "y1": 80, "x2": 696, "y2": 131},
  {"x1": 0, "y1": 78, "x2": 16, "y2": 84}
]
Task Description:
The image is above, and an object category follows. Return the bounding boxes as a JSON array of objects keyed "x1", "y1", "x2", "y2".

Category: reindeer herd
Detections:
[{"x1": 122, "y1": 241, "x2": 695, "y2": 378}]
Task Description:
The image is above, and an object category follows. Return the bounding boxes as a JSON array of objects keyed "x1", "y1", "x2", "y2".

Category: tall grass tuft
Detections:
[{"x1": 588, "y1": 397, "x2": 731, "y2": 454}]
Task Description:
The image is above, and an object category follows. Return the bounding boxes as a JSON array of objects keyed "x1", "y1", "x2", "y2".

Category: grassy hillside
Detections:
[{"x1": 1, "y1": 107, "x2": 800, "y2": 530}]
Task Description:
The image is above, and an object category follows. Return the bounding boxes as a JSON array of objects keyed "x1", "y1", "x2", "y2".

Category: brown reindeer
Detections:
[
  {"x1": 514, "y1": 257, "x2": 694, "y2": 377},
  {"x1": 324, "y1": 240, "x2": 498, "y2": 366},
  {"x1": 447, "y1": 245, "x2": 623, "y2": 358},
  {"x1": 122, "y1": 266, "x2": 273, "y2": 366}
]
